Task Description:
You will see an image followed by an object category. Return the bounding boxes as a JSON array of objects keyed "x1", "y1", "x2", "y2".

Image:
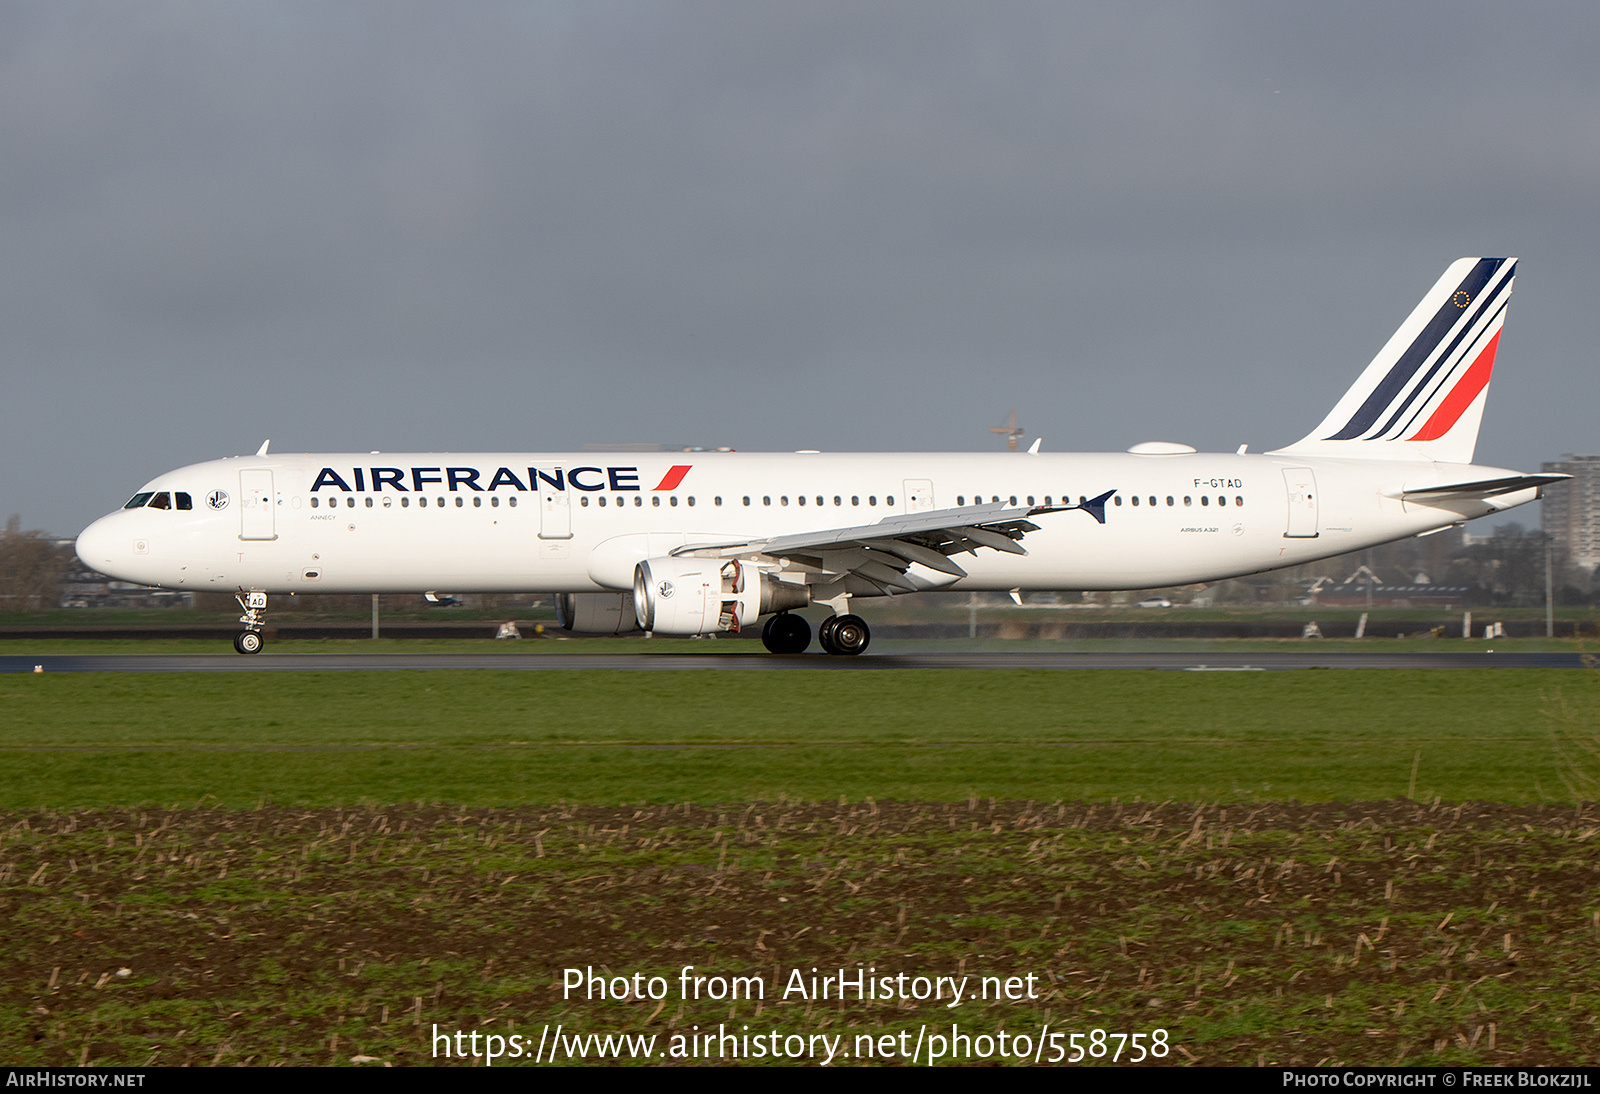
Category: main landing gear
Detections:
[
  {"x1": 234, "y1": 591, "x2": 267, "y2": 655},
  {"x1": 818, "y1": 613, "x2": 870, "y2": 656},
  {"x1": 759, "y1": 612, "x2": 871, "y2": 655},
  {"x1": 760, "y1": 612, "x2": 811, "y2": 655}
]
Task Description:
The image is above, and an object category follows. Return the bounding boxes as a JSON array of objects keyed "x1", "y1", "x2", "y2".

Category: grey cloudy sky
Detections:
[{"x1": 5, "y1": 2, "x2": 1597, "y2": 535}]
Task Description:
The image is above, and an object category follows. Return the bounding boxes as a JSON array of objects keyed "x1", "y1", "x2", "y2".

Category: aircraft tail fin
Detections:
[{"x1": 1271, "y1": 258, "x2": 1516, "y2": 465}]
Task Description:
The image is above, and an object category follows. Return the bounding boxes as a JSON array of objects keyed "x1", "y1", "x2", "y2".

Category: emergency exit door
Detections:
[{"x1": 539, "y1": 469, "x2": 572, "y2": 539}]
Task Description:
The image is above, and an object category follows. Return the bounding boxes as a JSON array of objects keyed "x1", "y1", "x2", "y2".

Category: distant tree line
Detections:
[{"x1": 0, "y1": 515, "x2": 72, "y2": 611}]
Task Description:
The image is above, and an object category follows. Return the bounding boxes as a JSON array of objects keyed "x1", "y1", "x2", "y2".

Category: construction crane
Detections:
[{"x1": 990, "y1": 409, "x2": 1025, "y2": 452}]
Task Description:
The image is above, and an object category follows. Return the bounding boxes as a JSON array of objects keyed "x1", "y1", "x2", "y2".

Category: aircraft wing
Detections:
[{"x1": 671, "y1": 490, "x2": 1115, "y2": 595}]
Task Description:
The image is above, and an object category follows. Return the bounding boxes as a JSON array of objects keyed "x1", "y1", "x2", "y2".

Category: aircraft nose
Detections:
[{"x1": 75, "y1": 514, "x2": 120, "y2": 572}]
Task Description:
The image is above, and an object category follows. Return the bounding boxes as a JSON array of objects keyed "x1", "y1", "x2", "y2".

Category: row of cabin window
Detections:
[
  {"x1": 312, "y1": 495, "x2": 521, "y2": 509},
  {"x1": 1115, "y1": 495, "x2": 1244, "y2": 508},
  {"x1": 956, "y1": 494, "x2": 1245, "y2": 508},
  {"x1": 124, "y1": 492, "x2": 192, "y2": 510},
  {"x1": 307, "y1": 493, "x2": 901, "y2": 509}
]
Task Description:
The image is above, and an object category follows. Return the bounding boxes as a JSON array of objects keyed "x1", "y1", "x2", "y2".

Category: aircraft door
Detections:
[
  {"x1": 239, "y1": 470, "x2": 277, "y2": 541},
  {"x1": 1282, "y1": 467, "x2": 1319, "y2": 538},
  {"x1": 904, "y1": 479, "x2": 934, "y2": 513},
  {"x1": 539, "y1": 468, "x2": 572, "y2": 540}
]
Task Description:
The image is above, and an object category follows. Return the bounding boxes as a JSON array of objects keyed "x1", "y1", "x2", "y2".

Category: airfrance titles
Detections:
[{"x1": 309, "y1": 464, "x2": 692, "y2": 494}]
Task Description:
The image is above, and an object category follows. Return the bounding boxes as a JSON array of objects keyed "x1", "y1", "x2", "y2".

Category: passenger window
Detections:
[
  {"x1": 473, "y1": 496, "x2": 482, "y2": 508},
  {"x1": 1236, "y1": 496, "x2": 1244, "y2": 507},
  {"x1": 834, "y1": 496, "x2": 841, "y2": 506},
  {"x1": 1216, "y1": 496, "x2": 1225, "y2": 506},
  {"x1": 344, "y1": 497, "x2": 353, "y2": 508},
  {"x1": 365, "y1": 496, "x2": 374, "y2": 508},
  {"x1": 491, "y1": 496, "x2": 500, "y2": 507},
  {"x1": 763, "y1": 496, "x2": 771, "y2": 506},
  {"x1": 1131, "y1": 495, "x2": 1139, "y2": 506},
  {"x1": 1114, "y1": 496, "x2": 1122, "y2": 506},
  {"x1": 652, "y1": 496, "x2": 661, "y2": 507},
  {"x1": 1027, "y1": 496, "x2": 1035, "y2": 506},
  {"x1": 148, "y1": 492, "x2": 171, "y2": 510},
  {"x1": 1166, "y1": 496, "x2": 1174, "y2": 506},
  {"x1": 714, "y1": 497, "x2": 722, "y2": 506},
  {"x1": 419, "y1": 497, "x2": 428, "y2": 508},
  {"x1": 670, "y1": 496, "x2": 679, "y2": 507},
  {"x1": 509, "y1": 496, "x2": 518, "y2": 507},
  {"x1": 310, "y1": 496, "x2": 319, "y2": 508},
  {"x1": 798, "y1": 495, "x2": 806, "y2": 506},
  {"x1": 1201, "y1": 496, "x2": 1209, "y2": 506},
  {"x1": 453, "y1": 497, "x2": 462, "y2": 508},
  {"x1": 687, "y1": 496, "x2": 696, "y2": 506},
  {"x1": 382, "y1": 496, "x2": 393, "y2": 508},
  {"x1": 1044, "y1": 496, "x2": 1052, "y2": 506},
  {"x1": 401, "y1": 496, "x2": 410, "y2": 508},
  {"x1": 176, "y1": 492, "x2": 192, "y2": 510},
  {"x1": 598, "y1": 496, "x2": 607, "y2": 507},
  {"x1": 781, "y1": 496, "x2": 789, "y2": 506},
  {"x1": 124, "y1": 492, "x2": 154, "y2": 509},
  {"x1": 581, "y1": 496, "x2": 589, "y2": 507},
  {"x1": 887, "y1": 496, "x2": 895, "y2": 505},
  {"x1": 869, "y1": 496, "x2": 876, "y2": 506},
  {"x1": 1184, "y1": 496, "x2": 1192, "y2": 506},
  {"x1": 743, "y1": 496, "x2": 751, "y2": 506},
  {"x1": 1149, "y1": 496, "x2": 1156, "y2": 506},
  {"x1": 817, "y1": 496, "x2": 824, "y2": 506},
  {"x1": 957, "y1": 496, "x2": 965, "y2": 506}
]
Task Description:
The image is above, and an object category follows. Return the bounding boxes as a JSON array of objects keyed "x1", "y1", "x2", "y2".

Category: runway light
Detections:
[{"x1": 33, "y1": 665, "x2": 43, "y2": 673}]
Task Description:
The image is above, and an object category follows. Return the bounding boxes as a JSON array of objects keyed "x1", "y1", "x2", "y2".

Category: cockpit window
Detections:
[
  {"x1": 147, "y1": 492, "x2": 172, "y2": 510},
  {"x1": 175, "y1": 492, "x2": 192, "y2": 510},
  {"x1": 124, "y1": 492, "x2": 154, "y2": 509}
]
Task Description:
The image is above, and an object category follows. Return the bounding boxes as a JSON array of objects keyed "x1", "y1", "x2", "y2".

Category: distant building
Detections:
[{"x1": 1541, "y1": 455, "x2": 1600, "y2": 571}]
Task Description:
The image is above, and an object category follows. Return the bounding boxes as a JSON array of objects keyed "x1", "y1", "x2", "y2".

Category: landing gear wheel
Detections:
[
  {"x1": 822, "y1": 614, "x2": 869, "y2": 656},
  {"x1": 817, "y1": 615, "x2": 840, "y2": 652},
  {"x1": 760, "y1": 612, "x2": 812, "y2": 654},
  {"x1": 234, "y1": 631, "x2": 263, "y2": 655}
]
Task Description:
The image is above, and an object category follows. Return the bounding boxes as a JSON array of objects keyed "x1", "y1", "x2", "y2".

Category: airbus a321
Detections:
[{"x1": 76, "y1": 258, "x2": 1563, "y2": 655}]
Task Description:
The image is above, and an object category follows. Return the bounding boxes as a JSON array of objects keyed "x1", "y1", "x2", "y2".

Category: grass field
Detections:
[
  {"x1": 4, "y1": 662, "x2": 1599, "y2": 1066},
  {"x1": 4, "y1": 801, "x2": 1597, "y2": 1066},
  {"x1": 0, "y1": 668, "x2": 1597, "y2": 806}
]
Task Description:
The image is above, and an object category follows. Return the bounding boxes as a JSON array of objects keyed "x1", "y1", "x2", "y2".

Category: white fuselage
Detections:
[{"x1": 76, "y1": 450, "x2": 1534, "y2": 596}]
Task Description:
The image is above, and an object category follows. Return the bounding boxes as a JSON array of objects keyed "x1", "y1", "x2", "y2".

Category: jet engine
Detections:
[
  {"x1": 633, "y1": 557, "x2": 809, "y2": 635},
  {"x1": 554, "y1": 591, "x2": 643, "y2": 635}
]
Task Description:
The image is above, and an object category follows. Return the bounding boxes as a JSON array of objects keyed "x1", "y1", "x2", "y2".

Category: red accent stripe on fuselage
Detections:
[{"x1": 653, "y1": 465, "x2": 692, "y2": 491}]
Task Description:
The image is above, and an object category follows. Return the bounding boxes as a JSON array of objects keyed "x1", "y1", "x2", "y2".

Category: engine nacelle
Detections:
[
  {"x1": 554, "y1": 592, "x2": 643, "y2": 635},
  {"x1": 633, "y1": 557, "x2": 809, "y2": 635}
]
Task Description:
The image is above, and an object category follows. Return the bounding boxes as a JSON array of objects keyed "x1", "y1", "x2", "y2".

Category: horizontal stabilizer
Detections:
[{"x1": 1399, "y1": 473, "x2": 1569, "y2": 500}]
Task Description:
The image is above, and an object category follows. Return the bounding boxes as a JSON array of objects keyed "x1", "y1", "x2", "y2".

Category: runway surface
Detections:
[{"x1": 1, "y1": 650, "x2": 1587, "y2": 672}]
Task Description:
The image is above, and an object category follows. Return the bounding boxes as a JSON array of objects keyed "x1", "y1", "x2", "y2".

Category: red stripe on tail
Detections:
[
  {"x1": 1406, "y1": 331, "x2": 1501, "y2": 442},
  {"x1": 653, "y1": 465, "x2": 692, "y2": 491}
]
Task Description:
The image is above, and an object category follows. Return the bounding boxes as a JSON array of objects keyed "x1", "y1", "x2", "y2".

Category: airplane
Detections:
[{"x1": 76, "y1": 257, "x2": 1565, "y2": 656}]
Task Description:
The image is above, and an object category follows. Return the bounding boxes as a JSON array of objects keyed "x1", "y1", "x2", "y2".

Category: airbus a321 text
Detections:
[{"x1": 77, "y1": 258, "x2": 1563, "y2": 656}]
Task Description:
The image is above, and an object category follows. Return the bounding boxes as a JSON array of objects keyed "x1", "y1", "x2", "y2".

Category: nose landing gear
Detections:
[{"x1": 234, "y1": 591, "x2": 267, "y2": 654}]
